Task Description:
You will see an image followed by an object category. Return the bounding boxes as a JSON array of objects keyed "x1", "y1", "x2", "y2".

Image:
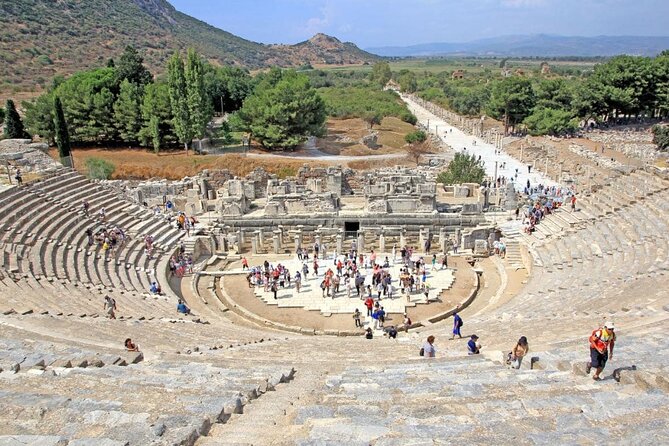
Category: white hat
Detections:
[{"x1": 604, "y1": 321, "x2": 615, "y2": 330}]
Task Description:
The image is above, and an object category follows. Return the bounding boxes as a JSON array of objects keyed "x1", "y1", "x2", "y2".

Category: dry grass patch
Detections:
[
  {"x1": 51, "y1": 148, "x2": 326, "y2": 180},
  {"x1": 318, "y1": 117, "x2": 415, "y2": 156}
]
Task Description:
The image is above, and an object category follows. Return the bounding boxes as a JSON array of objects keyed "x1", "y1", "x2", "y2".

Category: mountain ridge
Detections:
[
  {"x1": 367, "y1": 34, "x2": 669, "y2": 57},
  {"x1": 0, "y1": 0, "x2": 378, "y2": 98}
]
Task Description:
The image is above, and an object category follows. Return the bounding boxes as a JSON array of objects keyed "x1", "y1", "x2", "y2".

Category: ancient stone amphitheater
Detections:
[{"x1": 1, "y1": 156, "x2": 669, "y2": 445}]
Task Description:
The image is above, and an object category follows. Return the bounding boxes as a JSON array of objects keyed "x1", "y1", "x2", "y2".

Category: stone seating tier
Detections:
[{"x1": 0, "y1": 169, "x2": 184, "y2": 302}]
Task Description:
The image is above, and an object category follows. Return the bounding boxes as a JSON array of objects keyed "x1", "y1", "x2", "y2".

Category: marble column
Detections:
[
  {"x1": 357, "y1": 231, "x2": 365, "y2": 252},
  {"x1": 336, "y1": 232, "x2": 343, "y2": 254},
  {"x1": 379, "y1": 230, "x2": 386, "y2": 253},
  {"x1": 251, "y1": 233, "x2": 259, "y2": 255}
]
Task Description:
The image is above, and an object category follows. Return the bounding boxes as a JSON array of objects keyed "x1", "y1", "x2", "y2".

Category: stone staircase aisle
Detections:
[{"x1": 198, "y1": 366, "x2": 329, "y2": 445}]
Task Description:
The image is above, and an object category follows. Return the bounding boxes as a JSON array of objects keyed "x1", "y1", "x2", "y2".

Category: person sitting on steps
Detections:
[
  {"x1": 125, "y1": 338, "x2": 139, "y2": 352},
  {"x1": 506, "y1": 336, "x2": 529, "y2": 369},
  {"x1": 177, "y1": 300, "x2": 191, "y2": 315}
]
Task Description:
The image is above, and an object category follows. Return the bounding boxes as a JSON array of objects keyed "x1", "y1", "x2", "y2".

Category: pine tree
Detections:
[
  {"x1": 4, "y1": 99, "x2": 30, "y2": 139},
  {"x1": 185, "y1": 48, "x2": 211, "y2": 153},
  {"x1": 167, "y1": 52, "x2": 192, "y2": 154},
  {"x1": 116, "y1": 46, "x2": 152, "y2": 86},
  {"x1": 53, "y1": 96, "x2": 72, "y2": 167}
]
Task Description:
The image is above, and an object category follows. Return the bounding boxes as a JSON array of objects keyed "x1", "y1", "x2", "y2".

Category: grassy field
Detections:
[{"x1": 319, "y1": 57, "x2": 598, "y2": 75}]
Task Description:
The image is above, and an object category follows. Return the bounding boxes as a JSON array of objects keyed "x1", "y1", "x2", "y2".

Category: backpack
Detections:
[
  {"x1": 419, "y1": 347, "x2": 424, "y2": 357},
  {"x1": 458, "y1": 318, "x2": 464, "y2": 327},
  {"x1": 320, "y1": 281, "x2": 326, "y2": 290}
]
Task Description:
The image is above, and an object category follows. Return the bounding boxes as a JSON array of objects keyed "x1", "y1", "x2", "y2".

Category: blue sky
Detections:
[{"x1": 169, "y1": 0, "x2": 669, "y2": 48}]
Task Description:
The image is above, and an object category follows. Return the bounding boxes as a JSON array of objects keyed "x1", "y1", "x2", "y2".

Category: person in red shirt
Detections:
[
  {"x1": 586, "y1": 321, "x2": 616, "y2": 381},
  {"x1": 571, "y1": 195, "x2": 577, "y2": 211},
  {"x1": 364, "y1": 296, "x2": 374, "y2": 317}
]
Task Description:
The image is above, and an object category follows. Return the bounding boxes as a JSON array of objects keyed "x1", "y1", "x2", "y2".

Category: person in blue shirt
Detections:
[
  {"x1": 451, "y1": 313, "x2": 463, "y2": 340},
  {"x1": 467, "y1": 334, "x2": 480, "y2": 355},
  {"x1": 176, "y1": 300, "x2": 191, "y2": 315}
]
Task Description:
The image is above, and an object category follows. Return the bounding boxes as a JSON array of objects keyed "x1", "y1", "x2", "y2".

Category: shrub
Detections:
[
  {"x1": 652, "y1": 125, "x2": 669, "y2": 151},
  {"x1": 400, "y1": 112, "x2": 417, "y2": 125},
  {"x1": 85, "y1": 157, "x2": 116, "y2": 180}
]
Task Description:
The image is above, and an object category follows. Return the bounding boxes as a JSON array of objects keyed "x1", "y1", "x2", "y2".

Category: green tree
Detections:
[
  {"x1": 139, "y1": 82, "x2": 176, "y2": 153},
  {"x1": 523, "y1": 107, "x2": 578, "y2": 136},
  {"x1": 437, "y1": 153, "x2": 486, "y2": 185},
  {"x1": 52, "y1": 67, "x2": 119, "y2": 143},
  {"x1": 204, "y1": 66, "x2": 253, "y2": 114},
  {"x1": 236, "y1": 68, "x2": 326, "y2": 150},
  {"x1": 185, "y1": 49, "x2": 212, "y2": 153},
  {"x1": 487, "y1": 77, "x2": 535, "y2": 135},
  {"x1": 53, "y1": 96, "x2": 72, "y2": 166},
  {"x1": 653, "y1": 125, "x2": 669, "y2": 150},
  {"x1": 398, "y1": 70, "x2": 417, "y2": 93},
  {"x1": 116, "y1": 45, "x2": 152, "y2": 86},
  {"x1": 167, "y1": 51, "x2": 193, "y2": 154},
  {"x1": 405, "y1": 130, "x2": 430, "y2": 165},
  {"x1": 405, "y1": 130, "x2": 427, "y2": 144},
  {"x1": 370, "y1": 62, "x2": 391, "y2": 87},
  {"x1": 23, "y1": 94, "x2": 55, "y2": 144},
  {"x1": 113, "y1": 79, "x2": 143, "y2": 143},
  {"x1": 4, "y1": 99, "x2": 30, "y2": 139}
]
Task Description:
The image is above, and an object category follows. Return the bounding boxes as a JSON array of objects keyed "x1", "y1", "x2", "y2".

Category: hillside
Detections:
[
  {"x1": 367, "y1": 34, "x2": 669, "y2": 57},
  {"x1": 0, "y1": 0, "x2": 378, "y2": 98}
]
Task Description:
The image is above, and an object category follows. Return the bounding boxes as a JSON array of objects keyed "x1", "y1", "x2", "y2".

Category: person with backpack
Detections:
[
  {"x1": 451, "y1": 313, "x2": 463, "y2": 339},
  {"x1": 420, "y1": 335, "x2": 436, "y2": 358},
  {"x1": 586, "y1": 321, "x2": 616, "y2": 381}
]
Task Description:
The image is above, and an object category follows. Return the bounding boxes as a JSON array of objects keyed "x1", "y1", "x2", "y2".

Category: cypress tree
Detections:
[
  {"x1": 167, "y1": 51, "x2": 192, "y2": 154},
  {"x1": 53, "y1": 96, "x2": 72, "y2": 166},
  {"x1": 185, "y1": 48, "x2": 211, "y2": 153},
  {"x1": 4, "y1": 99, "x2": 30, "y2": 139}
]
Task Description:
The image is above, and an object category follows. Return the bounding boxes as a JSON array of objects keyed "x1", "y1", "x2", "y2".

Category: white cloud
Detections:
[{"x1": 304, "y1": 1, "x2": 334, "y2": 35}]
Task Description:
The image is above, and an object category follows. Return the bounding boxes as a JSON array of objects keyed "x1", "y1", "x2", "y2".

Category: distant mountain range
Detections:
[
  {"x1": 0, "y1": 0, "x2": 378, "y2": 97},
  {"x1": 366, "y1": 35, "x2": 669, "y2": 58}
]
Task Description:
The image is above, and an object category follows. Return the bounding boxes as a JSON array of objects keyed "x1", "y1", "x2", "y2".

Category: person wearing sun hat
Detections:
[{"x1": 586, "y1": 321, "x2": 616, "y2": 381}]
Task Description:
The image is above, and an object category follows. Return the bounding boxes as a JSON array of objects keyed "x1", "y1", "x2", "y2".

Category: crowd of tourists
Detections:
[
  {"x1": 245, "y1": 241, "x2": 450, "y2": 305},
  {"x1": 521, "y1": 186, "x2": 577, "y2": 234},
  {"x1": 168, "y1": 243, "x2": 194, "y2": 278}
]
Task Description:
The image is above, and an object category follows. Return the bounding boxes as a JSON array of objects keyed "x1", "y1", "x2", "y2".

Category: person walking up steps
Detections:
[
  {"x1": 104, "y1": 295, "x2": 117, "y2": 319},
  {"x1": 586, "y1": 322, "x2": 616, "y2": 381},
  {"x1": 450, "y1": 313, "x2": 463, "y2": 339}
]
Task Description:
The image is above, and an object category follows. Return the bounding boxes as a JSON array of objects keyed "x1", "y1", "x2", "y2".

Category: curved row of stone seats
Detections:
[
  {"x1": 0, "y1": 335, "x2": 145, "y2": 374},
  {"x1": 286, "y1": 341, "x2": 669, "y2": 445},
  {"x1": 0, "y1": 269, "x2": 176, "y2": 320},
  {"x1": 522, "y1": 170, "x2": 669, "y2": 248},
  {"x1": 0, "y1": 341, "x2": 296, "y2": 446},
  {"x1": 0, "y1": 170, "x2": 185, "y2": 303}
]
